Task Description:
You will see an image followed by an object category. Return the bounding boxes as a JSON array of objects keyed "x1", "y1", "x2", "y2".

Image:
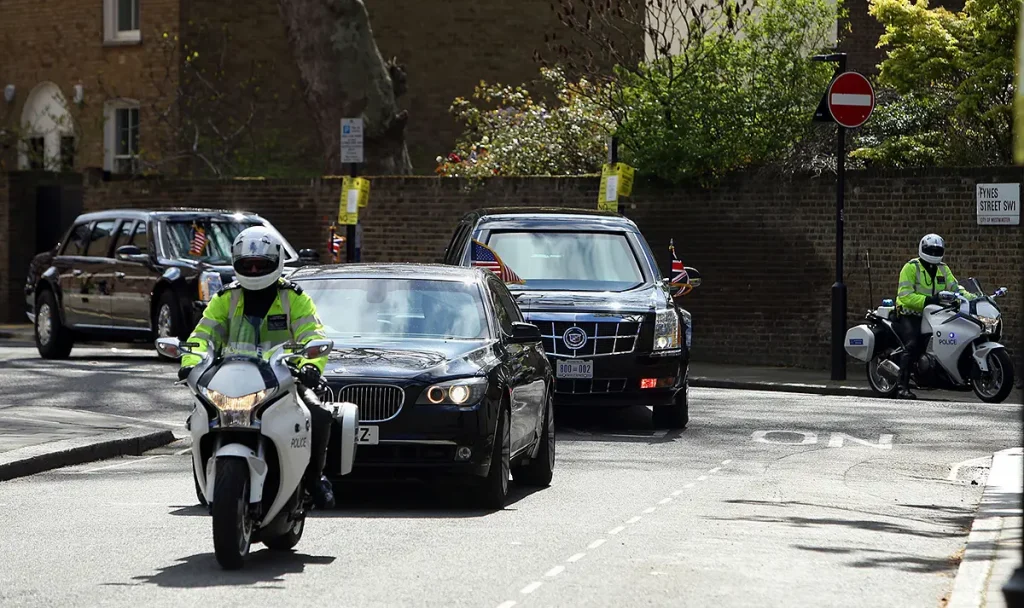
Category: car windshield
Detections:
[
  {"x1": 485, "y1": 230, "x2": 645, "y2": 292},
  {"x1": 162, "y1": 219, "x2": 296, "y2": 265},
  {"x1": 297, "y1": 278, "x2": 490, "y2": 340}
]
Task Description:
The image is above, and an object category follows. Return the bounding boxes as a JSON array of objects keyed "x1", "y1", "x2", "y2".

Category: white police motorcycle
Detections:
[
  {"x1": 844, "y1": 278, "x2": 1014, "y2": 403},
  {"x1": 155, "y1": 336, "x2": 359, "y2": 570}
]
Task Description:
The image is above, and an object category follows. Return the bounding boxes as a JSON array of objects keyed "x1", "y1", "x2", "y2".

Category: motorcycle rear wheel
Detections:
[
  {"x1": 212, "y1": 458, "x2": 253, "y2": 570},
  {"x1": 971, "y1": 348, "x2": 1015, "y2": 404},
  {"x1": 866, "y1": 350, "x2": 900, "y2": 398}
]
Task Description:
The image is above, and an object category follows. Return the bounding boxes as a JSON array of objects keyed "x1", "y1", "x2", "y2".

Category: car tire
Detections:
[
  {"x1": 512, "y1": 392, "x2": 555, "y2": 487},
  {"x1": 154, "y1": 291, "x2": 185, "y2": 360},
  {"x1": 653, "y1": 374, "x2": 689, "y2": 430},
  {"x1": 474, "y1": 407, "x2": 510, "y2": 510},
  {"x1": 35, "y1": 290, "x2": 73, "y2": 360}
]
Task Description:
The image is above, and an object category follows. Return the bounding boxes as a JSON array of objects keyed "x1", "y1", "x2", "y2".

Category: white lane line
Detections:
[
  {"x1": 671, "y1": 489, "x2": 684, "y2": 496},
  {"x1": 496, "y1": 601, "x2": 517, "y2": 608},
  {"x1": 722, "y1": 459, "x2": 732, "y2": 465},
  {"x1": 81, "y1": 455, "x2": 161, "y2": 473},
  {"x1": 708, "y1": 467, "x2": 721, "y2": 474},
  {"x1": 567, "y1": 553, "x2": 586, "y2": 563},
  {"x1": 545, "y1": 565, "x2": 565, "y2": 577},
  {"x1": 626, "y1": 516, "x2": 642, "y2": 524},
  {"x1": 658, "y1": 497, "x2": 672, "y2": 505},
  {"x1": 521, "y1": 582, "x2": 543, "y2": 594},
  {"x1": 588, "y1": 539, "x2": 607, "y2": 549},
  {"x1": 685, "y1": 483, "x2": 696, "y2": 488},
  {"x1": 174, "y1": 447, "x2": 192, "y2": 455},
  {"x1": 643, "y1": 507, "x2": 656, "y2": 514},
  {"x1": 608, "y1": 526, "x2": 626, "y2": 535},
  {"x1": 948, "y1": 455, "x2": 992, "y2": 481},
  {"x1": 698, "y1": 475, "x2": 708, "y2": 481}
]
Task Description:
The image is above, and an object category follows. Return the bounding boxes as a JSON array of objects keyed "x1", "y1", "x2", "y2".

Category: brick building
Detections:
[{"x1": 0, "y1": 0, "x2": 966, "y2": 177}]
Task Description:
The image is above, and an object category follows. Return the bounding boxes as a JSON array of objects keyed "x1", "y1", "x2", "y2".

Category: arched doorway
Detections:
[{"x1": 18, "y1": 82, "x2": 76, "y2": 171}]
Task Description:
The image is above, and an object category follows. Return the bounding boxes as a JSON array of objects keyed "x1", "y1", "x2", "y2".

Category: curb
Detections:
[
  {"x1": 690, "y1": 377, "x2": 875, "y2": 398},
  {"x1": 947, "y1": 447, "x2": 1023, "y2": 608},
  {"x1": 0, "y1": 427, "x2": 177, "y2": 482}
]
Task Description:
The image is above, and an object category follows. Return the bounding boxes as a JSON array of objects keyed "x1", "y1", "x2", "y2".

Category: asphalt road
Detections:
[{"x1": 0, "y1": 345, "x2": 1020, "y2": 607}]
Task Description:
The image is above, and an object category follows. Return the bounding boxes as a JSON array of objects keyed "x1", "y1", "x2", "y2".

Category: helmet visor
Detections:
[
  {"x1": 921, "y1": 245, "x2": 944, "y2": 259},
  {"x1": 233, "y1": 256, "x2": 278, "y2": 278}
]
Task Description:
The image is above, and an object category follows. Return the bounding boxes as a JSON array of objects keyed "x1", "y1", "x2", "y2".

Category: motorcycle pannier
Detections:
[{"x1": 844, "y1": 324, "x2": 877, "y2": 362}]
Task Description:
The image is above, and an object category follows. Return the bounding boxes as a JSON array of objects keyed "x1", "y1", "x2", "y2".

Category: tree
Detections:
[
  {"x1": 436, "y1": 67, "x2": 615, "y2": 178},
  {"x1": 544, "y1": 0, "x2": 838, "y2": 183},
  {"x1": 852, "y1": 0, "x2": 1017, "y2": 166},
  {"x1": 276, "y1": 0, "x2": 413, "y2": 175}
]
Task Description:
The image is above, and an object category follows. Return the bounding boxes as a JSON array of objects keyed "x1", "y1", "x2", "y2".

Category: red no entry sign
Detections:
[{"x1": 827, "y1": 72, "x2": 875, "y2": 128}]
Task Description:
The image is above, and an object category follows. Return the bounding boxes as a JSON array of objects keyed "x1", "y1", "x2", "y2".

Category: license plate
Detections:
[
  {"x1": 357, "y1": 426, "x2": 379, "y2": 445},
  {"x1": 557, "y1": 359, "x2": 594, "y2": 379}
]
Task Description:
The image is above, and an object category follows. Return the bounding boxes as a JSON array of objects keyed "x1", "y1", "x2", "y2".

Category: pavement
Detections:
[{"x1": 0, "y1": 339, "x2": 1021, "y2": 606}]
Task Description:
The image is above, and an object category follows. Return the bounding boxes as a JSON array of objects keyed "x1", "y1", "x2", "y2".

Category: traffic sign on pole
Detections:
[{"x1": 826, "y1": 72, "x2": 875, "y2": 129}]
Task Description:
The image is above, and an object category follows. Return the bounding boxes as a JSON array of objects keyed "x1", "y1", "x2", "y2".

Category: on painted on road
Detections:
[{"x1": 751, "y1": 430, "x2": 894, "y2": 449}]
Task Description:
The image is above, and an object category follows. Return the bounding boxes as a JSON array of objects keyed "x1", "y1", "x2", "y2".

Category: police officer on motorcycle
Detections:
[
  {"x1": 894, "y1": 234, "x2": 973, "y2": 399},
  {"x1": 178, "y1": 226, "x2": 336, "y2": 508}
]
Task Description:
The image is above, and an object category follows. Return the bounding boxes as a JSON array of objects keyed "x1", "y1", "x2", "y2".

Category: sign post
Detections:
[
  {"x1": 340, "y1": 118, "x2": 364, "y2": 262},
  {"x1": 812, "y1": 54, "x2": 875, "y2": 381}
]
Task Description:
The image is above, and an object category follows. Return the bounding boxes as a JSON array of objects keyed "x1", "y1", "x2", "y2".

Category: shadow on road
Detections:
[
  {"x1": 106, "y1": 550, "x2": 335, "y2": 588},
  {"x1": 554, "y1": 404, "x2": 688, "y2": 444}
]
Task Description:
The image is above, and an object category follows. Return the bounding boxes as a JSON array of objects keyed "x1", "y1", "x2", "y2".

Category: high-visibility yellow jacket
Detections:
[
  {"x1": 181, "y1": 279, "x2": 328, "y2": 372},
  {"x1": 895, "y1": 258, "x2": 971, "y2": 314}
]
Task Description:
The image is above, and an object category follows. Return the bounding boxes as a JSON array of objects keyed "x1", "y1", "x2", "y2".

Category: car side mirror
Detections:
[
  {"x1": 509, "y1": 322, "x2": 542, "y2": 344},
  {"x1": 298, "y1": 248, "x2": 320, "y2": 264},
  {"x1": 115, "y1": 244, "x2": 148, "y2": 263}
]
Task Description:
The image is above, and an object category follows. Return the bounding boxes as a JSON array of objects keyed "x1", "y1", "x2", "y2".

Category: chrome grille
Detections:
[
  {"x1": 535, "y1": 319, "x2": 642, "y2": 358},
  {"x1": 324, "y1": 384, "x2": 405, "y2": 423},
  {"x1": 555, "y1": 378, "x2": 628, "y2": 394}
]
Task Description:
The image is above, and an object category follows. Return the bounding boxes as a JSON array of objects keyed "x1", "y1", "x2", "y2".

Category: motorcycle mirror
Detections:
[
  {"x1": 302, "y1": 339, "x2": 335, "y2": 359},
  {"x1": 155, "y1": 337, "x2": 184, "y2": 359}
]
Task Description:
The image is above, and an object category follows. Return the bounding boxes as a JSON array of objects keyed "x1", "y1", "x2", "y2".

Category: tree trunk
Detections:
[{"x1": 276, "y1": 0, "x2": 412, "y2": 175}]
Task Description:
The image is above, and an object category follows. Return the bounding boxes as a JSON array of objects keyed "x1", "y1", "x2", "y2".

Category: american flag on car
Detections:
[
  {"x1": 471, "y1": 240, "x2": 524, "y2": 284},
  {"x1": 189, "y1": 223, "x2": 207, "y2": 256}
]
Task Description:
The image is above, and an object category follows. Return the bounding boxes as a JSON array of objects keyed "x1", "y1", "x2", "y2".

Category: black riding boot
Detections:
[
  {"x1": 301, "y1": 388, "x2": 335, "y2": 509},
  {"x1": 896, "y1": 351, "x2": 917, "y2": 399}
]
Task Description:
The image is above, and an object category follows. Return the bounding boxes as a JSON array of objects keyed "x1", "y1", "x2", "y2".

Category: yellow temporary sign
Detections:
[
  {"x1": 338, "y1": 177, "x2": 370, "y2": 225},
  {"x1": 597, "y1": 163, "x2": 635, "y2": 211}
]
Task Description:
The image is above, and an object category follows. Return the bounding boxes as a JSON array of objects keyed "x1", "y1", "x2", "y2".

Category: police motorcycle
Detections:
[
  {"x1": 155, "y1": 336, "x2": 360, "y2": 570},
  {"x1": 844, "y1": 277, "x2": 1014, "y2": 403}
]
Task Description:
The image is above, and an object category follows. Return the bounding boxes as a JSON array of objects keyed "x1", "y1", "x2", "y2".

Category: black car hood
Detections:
[
  {"x1": 323, "y1": 338, "x2": 495, "y2": 381},
  {"x1": 512, "y1": 283, "x2": 666, "y2": 314}
]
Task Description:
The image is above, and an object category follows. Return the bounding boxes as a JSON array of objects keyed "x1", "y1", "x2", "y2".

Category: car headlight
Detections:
[
  {"x1": 978, "y1": 316, "x2": 1000, "y2": 335},
  {"x1": 201, "y1": 387, "x2": 267, "y2": 426},
  {"x1": 653, "y1": 309, "x2": 681, "y2": 351},
  {"x1": 198, "y1": 271, "x2": 224, "y2": 303},
  {"x1": 416, "y1": 378, "x2": 488, "y2": 405}
]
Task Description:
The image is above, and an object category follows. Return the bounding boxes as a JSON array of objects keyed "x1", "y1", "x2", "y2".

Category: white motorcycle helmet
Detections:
[
  {"x1": 231, "y1": 226, "x2": 285, "y2": 290},
  {"x1": 918, "y1": 233, "x2": 945, "y2": 265}
]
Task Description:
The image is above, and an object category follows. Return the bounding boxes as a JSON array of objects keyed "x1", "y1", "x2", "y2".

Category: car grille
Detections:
[
  {"x1": 555, "y1": 378, "x2": 628, "y2": 394},
  {"x1": 324, "y1": 384, "x2": 405, "y2": 423},
  {"x1": 534, "y1": 319, "x2": 642, "y2": 358}
]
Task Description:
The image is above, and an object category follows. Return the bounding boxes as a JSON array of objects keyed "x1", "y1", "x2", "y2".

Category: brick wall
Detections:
[{"x1": 44, "y1": 169, "x2": 1018, "y2": 371}]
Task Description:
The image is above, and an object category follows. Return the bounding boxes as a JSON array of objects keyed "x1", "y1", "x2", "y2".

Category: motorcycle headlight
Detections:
[
  {"x1": 653, "y1": 309, "x2": 681, "y2": 351},
  {"x1": 416, "y1": 378, "x2": 488, "y2": 405},
  {"x1": 198, "y1": 271, "x2": 224, "y2": 303},
  {"x1": 201, "y1": 387, "x2": 267, "y2": 426},
  {"x1": 978, "y1": 316, "x2": 1000, "y2": 335}
]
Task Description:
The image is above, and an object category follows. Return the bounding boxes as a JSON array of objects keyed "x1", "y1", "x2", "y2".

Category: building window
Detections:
[
  {"x1": 27, "y1": 137, "x2": 45, "y2": 169},
  {"x1": 104, "y1": 0, "x2": 141, "y2": 45},
  {"x1": 104, "y1": 100, "x2": 140, "y2": 174},
  {"x1": 60, "y1": 136, "x2": 76, "y2": 172}
]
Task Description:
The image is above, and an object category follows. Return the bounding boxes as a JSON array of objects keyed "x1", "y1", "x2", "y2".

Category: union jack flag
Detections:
[
  {"x1": 669, "y1": 240, "x2": 688, "y2": 286},
  {"x1": 189, "y1": 223, "x2": 207, "y2": 256},
  {"x1": 330, "y1": 234, "x2": 344, "y2": 255},
  {"x1": 471, "y1": 240, "x2": 524, "y2": 284}
]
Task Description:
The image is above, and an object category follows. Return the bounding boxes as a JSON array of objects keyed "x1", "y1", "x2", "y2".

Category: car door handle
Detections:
[
  {"x1": 115, "y1": 272, "x2": 126, "y2": 279},
  {"x1": 72, "y1": 269, "x2": 83, "y2": 276}
]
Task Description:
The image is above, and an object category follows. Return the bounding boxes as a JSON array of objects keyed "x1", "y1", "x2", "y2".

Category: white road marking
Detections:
[
  {"x1": 81, "y1": 455, "x2": 161, "y2": 473},
  {"x1": 948, "y1": 455, "x2": 993, "y2": 481},
  {"x1": 174, "y1": 447, "x2": 192, "y2": 455},
  {"x1": 545, "y1": 565, "x2": 565, "y2": 577},
  {"x1": 626, "y1": 516, "x2": 642, "y2": 524},
  {"x1": 567, "y1": 553, "x2": 586, "y2": 563},
  {"x1": 752, "y1": 430, "x2": 819, "y2": 445},
  {"x1": 671, "y1": 490, "x2": 684, "y2": 496},
  {"x1": 722, "y1": 459, "x2": 732, "y2": 465},
  {"x1": 658, "y1": 497, "x2": 672, "y2": 505},
  {"x1": 520, "y1": 582, "x2": 543, "y2": 594},
  {"x1": 698, "y1": 475, "x2": 708, "y2": 481},
  {"x1": 708, "y1": 467, "x2": 721, "y2": 474},
  {"x1": 608, "y1": 526, "x2": 626, "y2": 535},
  {"x1": 643, "y1": 507, "x2": 656, "y2": 514},
  {"x1": 685, "y1": 482, "x2": 695, "y2": 488},
  {"x1": 496, "y1": 601, "x2": 517, "y2": 608},
  {"x1": 827, "y1": 433, "x2": 894, "y2": 450},
  {"x1": 832, "y1": 93, "x2": 872, "y2": 106},
  {"x1": 588, "y1": 539, "x2": 606, "y2": 549}
]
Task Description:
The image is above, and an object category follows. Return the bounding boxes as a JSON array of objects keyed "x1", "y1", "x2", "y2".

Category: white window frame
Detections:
[
  {"x1": 104, "y1": 99, "x2": 141, "y2": 173},
  {"x1": 104, "y1": 0, "x2": 141, "y2": 45}
]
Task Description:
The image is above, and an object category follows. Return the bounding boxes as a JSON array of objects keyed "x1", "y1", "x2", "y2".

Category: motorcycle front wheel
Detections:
[
  {"x1": 866, "y1": 349, "x2": 900, "y2": 398},
  {"x1": 212, "y1": 458, "x2": 253, "y2": 570},
  {"x1": 971, "y1": 348, "x2": 1015, "y2": 404}
]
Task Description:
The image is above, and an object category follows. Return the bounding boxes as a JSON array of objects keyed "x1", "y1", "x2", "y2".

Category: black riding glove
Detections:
[
  {"x1": 178, "y1": 366, "x2": 194, "y2": 381},
  {"x1": 924, "y1": 294, "x2": 940, "y2": 306},
  {"x1": 298, "y1": 365, "x2": 322, "y2": 388}
]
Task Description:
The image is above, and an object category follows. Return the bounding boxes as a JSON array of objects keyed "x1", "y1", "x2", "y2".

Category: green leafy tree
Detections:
[
  {"x1": 436, "y1": 67, "x2": 615, "y2": 177},
  {"x1": 852, "y1": 0, "x2": 1017, "y2": 165}
]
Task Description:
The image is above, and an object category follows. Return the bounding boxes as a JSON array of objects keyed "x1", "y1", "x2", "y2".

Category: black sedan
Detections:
[{"x1": 290, "y1": 263, "x2": 556, "y2": 509}]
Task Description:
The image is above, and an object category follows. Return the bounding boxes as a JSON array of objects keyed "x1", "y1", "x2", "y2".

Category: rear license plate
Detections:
[
  {"x1": 357, "y1": 426, "x2": 379, "y2": 445},
  {"x1": 557, "y1": 360, "x2": 594, "y2": 379}
]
